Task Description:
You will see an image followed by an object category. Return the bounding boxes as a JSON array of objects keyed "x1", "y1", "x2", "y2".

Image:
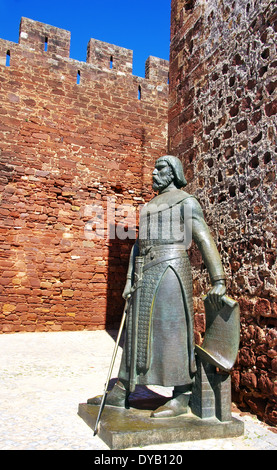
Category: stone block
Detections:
[{"x1": 78, "y1": 401, "x2": 244, "y2": 450}]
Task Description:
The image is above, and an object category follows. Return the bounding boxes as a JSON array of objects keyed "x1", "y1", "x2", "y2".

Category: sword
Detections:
[{"x1": 93, "y1": 296, "x2": 130, "y2": 436}]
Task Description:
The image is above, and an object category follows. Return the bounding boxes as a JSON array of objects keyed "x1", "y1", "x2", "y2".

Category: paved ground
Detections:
[{"x1": 0, "y1": 330, "x2": 276, "y2": 451}]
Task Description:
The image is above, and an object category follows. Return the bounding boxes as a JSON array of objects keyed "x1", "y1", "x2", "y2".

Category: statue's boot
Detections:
[
  {"x1": 150, "y1": 392, "x2": 191, "y2": 418},
  {"x1": 87, "y1": 381, "x2": 129, "y2": 408}
]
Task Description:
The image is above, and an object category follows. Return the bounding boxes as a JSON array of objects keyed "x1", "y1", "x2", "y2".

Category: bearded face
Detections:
[{"x1": 152, "y1": 160, "x2": 174, "y2": 192}]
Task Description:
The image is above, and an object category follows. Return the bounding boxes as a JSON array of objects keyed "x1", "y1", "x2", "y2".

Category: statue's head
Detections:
[{"x1": 152, "y1": 155, "x2": 187, "y2": 192}]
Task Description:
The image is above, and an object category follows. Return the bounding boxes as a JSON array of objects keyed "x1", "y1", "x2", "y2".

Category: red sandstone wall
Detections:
[
  {"x1": 169, "y1": 0, "x2": 277, "y2": 425},
  {"x1": 0, "y1": 17, "x2": 169, "y2": 333}
]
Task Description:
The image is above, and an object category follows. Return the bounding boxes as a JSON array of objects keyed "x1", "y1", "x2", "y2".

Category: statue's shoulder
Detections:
[
  {"x1": 167, "y1": 189, "x2": 192, "y2": 205},
  {"x1": 173, "y1": 189, "x2": 198, "y2": 204},
  {"x1": 149, "y1": 189, "x2": 193, "y2": 208},
  {"x1": 178, "y1": 189, "x2": 193, "y2": 201},
  {"x1": 144, "y1": 190, "x2": 205, "y2": 218},
  {"x1": 182, "y1": 192, "x2": 204, "y2": 216}
]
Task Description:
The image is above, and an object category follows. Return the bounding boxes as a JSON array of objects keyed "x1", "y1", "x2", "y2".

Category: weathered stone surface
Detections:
[
  {"x1": 0, "y1": 18, "x2": 168, "y2": 334},
  {"x1": 169, "y1": 0, "x2": 277, "y2": 426}
]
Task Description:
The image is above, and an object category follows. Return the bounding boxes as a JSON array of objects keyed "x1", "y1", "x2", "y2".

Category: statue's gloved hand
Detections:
[
  {"x1": 207, "y1": 280, "x2": 226, "y2": 311},
  {"x1": 122, "y1": 279, "x2": 132, "y2": 299}
]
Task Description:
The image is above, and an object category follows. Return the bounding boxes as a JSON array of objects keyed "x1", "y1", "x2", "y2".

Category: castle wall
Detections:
[
  {"x1": 0, "y1": 17, "x2": 169, "y2": 333},
  {"x1": 169, "y1": 0, "x2": 277, "y2": 425}
]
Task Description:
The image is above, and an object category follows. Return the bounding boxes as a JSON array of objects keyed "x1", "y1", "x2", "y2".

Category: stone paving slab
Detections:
[{"x1": 0, "y1": 330, "x2": 276, "y2": 451}]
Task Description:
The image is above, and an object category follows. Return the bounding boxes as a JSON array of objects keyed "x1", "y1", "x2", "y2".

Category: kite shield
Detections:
[{"x1": 195, "y1": 295, "x2": 240, "y2": 372}]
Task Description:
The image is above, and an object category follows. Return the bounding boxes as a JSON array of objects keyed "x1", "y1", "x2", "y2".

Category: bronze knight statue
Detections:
[{"x1": 88, "y1": 155, "x2": 228, "y2": 418}]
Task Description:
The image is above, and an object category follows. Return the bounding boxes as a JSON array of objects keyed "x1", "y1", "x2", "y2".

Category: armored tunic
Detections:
[{"x1": 118, "y1": 189, "x2": 225, "y2": 389}]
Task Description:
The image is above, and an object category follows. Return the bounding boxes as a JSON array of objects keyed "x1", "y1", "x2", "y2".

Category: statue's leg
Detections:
[{"x1": 87, "y1": 381, "x2": 130, "y2": 408}]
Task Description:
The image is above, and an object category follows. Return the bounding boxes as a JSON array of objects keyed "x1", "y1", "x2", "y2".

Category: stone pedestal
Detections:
[
  {"x1": 78, "y1": 386, "x2": 244, "y2": 450},
  {"x1": 190, "y1": 356, "x2": 233, "y2": 422}
]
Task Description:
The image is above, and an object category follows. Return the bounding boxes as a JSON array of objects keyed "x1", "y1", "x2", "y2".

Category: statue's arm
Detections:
[
  {"x1": 184, "y1": 197, "x2": 226, "y2": 308},
  {"x1": 122, "y1": 239, "x2": 139, "y2": 299}
]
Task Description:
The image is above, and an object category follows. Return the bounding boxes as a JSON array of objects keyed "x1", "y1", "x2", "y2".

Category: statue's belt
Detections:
[{"x1": 142, "y1": 245, "x2": 187, "y2": 272}]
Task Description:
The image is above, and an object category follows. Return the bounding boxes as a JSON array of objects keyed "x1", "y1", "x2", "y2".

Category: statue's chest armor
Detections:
[
  {"x1": 138, "y1": 190, "x2": 192, "y2": 252},
  {"x1": 139, "y1": 205, "x2": 184, "y2": 246}
]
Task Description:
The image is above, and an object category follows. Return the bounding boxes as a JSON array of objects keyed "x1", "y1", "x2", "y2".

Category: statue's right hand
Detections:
[{"x1": 122, "y1": 279, "x2": 132, "y2": 299}]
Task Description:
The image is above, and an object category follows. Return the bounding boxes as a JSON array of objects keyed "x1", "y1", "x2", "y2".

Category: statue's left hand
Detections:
[{"x1": 207, "y1": 280, "x2": 226, "y2": 311}]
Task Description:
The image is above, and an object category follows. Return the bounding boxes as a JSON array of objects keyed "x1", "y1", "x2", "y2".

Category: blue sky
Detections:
[{"x1": 0, "y1": 0, "x2": 171, "y2": 77}]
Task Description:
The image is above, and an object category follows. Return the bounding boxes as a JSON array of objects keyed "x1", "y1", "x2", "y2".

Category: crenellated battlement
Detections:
[
  {"x1": 145, "y1": 56, "x2": 169, "y2": 83},
  {"x1": 87, "y1": 38, "x2": 133, "y2": 75},
  {"x1": 1, "y1": 17, "x2": 168, "y2": 84},
  {"x1": 19, "y1": 17, "x2": 71, "y2": 58}
]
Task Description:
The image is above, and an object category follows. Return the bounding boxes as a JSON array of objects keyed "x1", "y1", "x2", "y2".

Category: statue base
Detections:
[{"x1": 78, "y1": 401, "x2": 244, "y2": 450}]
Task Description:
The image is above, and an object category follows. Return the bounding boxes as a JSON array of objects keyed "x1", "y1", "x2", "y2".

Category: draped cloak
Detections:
[{"x1": 118, "y1": 189, "x2": 225, "y2": 389}]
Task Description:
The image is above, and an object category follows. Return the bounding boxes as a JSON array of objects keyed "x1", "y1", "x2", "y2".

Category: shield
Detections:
[{"x1": 195, "y1": 295, "x2": 240, "y2": 372}]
